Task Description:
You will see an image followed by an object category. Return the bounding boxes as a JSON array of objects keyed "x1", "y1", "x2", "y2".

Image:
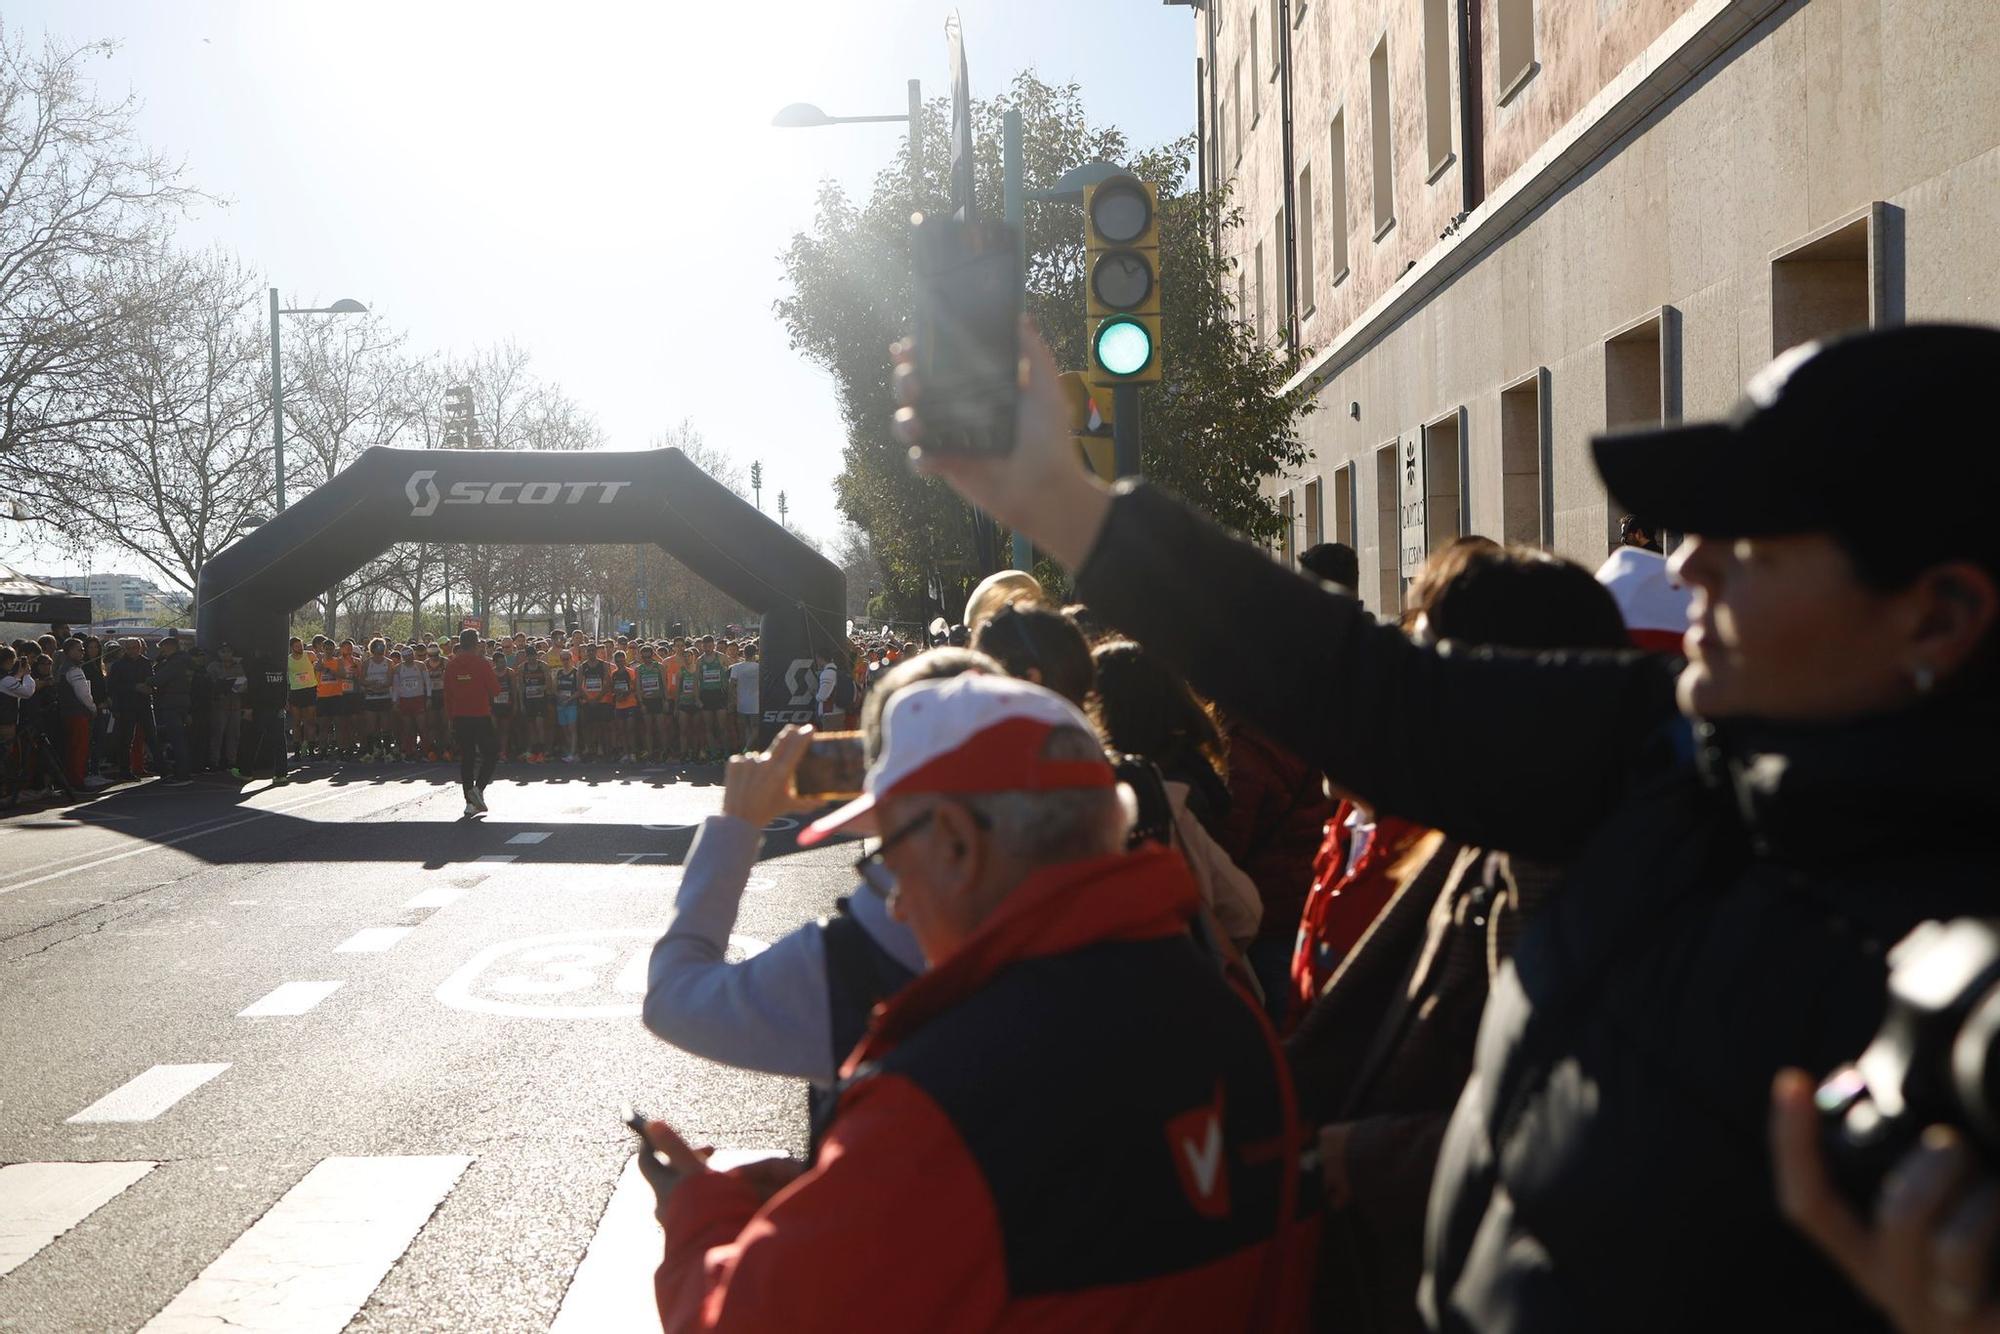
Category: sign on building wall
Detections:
[{"x1": 1399, "y1": 434, "x2": 1428, "y2": 582}]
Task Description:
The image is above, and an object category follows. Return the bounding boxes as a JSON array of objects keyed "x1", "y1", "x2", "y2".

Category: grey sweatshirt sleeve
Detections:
[{"x1": 643, "y1": 814, "x2": 837, "y2": 1086}]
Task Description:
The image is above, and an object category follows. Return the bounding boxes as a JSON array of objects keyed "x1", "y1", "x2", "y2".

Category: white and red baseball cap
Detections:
[
  {"x1": 796, "y1": 674, "x2": 1114, "y2": 848},
  {"x1": 1595, "y1": 546, "x2": 1693, "y2": 654}
]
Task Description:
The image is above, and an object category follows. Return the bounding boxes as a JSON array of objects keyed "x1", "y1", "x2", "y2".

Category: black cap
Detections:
[{"x1": 1593, "y1": 324, "x2": 2000, "y2": 577}]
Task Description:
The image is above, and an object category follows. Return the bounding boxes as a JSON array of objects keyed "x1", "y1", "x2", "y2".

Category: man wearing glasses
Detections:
[{"x1": 641, "y1": 672, "x2": 1313, "y2": 1329}]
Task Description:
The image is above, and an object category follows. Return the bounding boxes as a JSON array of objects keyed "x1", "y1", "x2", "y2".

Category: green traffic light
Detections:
[{"x1": 1094, "y1": 317, "x2": 1153, "y2": 377}]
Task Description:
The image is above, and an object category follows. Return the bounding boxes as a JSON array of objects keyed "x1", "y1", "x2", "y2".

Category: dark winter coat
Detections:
[{"x1": 1074, "y1": 481, "x2": 1997, "y2": 1332}]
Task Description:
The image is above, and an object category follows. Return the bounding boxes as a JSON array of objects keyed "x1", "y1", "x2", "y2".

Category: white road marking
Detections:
[
  {"x1": 404, "y1": 885, "x2": 467, "y2": 909},
  {"x1": 506, "y1": 831, "x2": 551, "y2": 844},
  {"x1": 549, "y1": 1155, "x2": 656, "y2": 1334},
  {"x1": 550, "y1": 1149, "x2": 789, "y2": 1333},
  {"x1": 0, "y1": 788, "x2": 357, "y2": 897},
  {"x1": 334, "y1": 927, "x2": 413, "y2": 953},
  {"x1": 0, "y1": 1161, "x2": 157, "y2": 1277},
  {"x1": 475, "y1": 854, "x2": 517, "y2": 864},
  {"x1": 238, "y1": 981, "x2": 344, "y2": 1017},
  {"x1": 67, "y1": 1064, "x2": 231, "y2": 1124},
  {"x1": 139, "y1": 1154, "x2": 471, "y2": 1334},
  {"x1": 436, "y1": 930, "x2": 767, "y2": 1018}
]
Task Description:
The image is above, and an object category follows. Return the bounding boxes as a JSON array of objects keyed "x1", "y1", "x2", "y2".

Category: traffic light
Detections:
[
  {"x1": 1058, "y1": 371, "x2": 1117, "y2": 483},
  {"x1": 1084, "y1": 175, "x2": 1161, "y2": 385},
  {"x1": 442, "y1": 384, "x2": 474, "y2": 448}
]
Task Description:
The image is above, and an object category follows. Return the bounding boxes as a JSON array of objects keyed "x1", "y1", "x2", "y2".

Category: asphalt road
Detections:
[{"x1": 0, "y1": 757, "x2": 853, "y2": 1333}]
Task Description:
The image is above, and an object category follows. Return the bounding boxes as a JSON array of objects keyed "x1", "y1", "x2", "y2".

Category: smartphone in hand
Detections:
[
  {"x1": 793, "y1": 731, "x2": 866, "y2": 800},
  {"x1": 911, "y1": 214, "x2": 1022, "y2": 456}
]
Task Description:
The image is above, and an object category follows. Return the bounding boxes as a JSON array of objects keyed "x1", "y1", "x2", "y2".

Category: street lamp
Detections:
[
  {"x1": 773, "y1": 80, "x2": 924, "y2": 201},
  {"x1": 269, "y1": 289, "x2": 368, "y2": 513}
]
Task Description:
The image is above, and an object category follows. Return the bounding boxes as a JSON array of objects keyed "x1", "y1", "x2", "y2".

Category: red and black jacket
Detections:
[{"x1": 657, "y1": 845, "x2": 1317, "y2": 1331}]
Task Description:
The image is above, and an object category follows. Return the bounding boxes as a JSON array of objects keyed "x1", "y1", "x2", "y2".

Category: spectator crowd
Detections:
[{"x1": 626, "y1": 322, "x2": 2000, "y2": 1333}]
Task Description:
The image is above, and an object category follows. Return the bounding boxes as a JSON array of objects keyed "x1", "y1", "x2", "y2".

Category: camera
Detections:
[{"x1": 1818, "y1": 917, "x2": 2000, "y2": 1205}]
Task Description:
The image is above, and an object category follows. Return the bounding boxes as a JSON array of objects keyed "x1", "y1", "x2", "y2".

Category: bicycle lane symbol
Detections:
[{"x1": 436, "y1": 928, "x2": 769, "y2": 1018}]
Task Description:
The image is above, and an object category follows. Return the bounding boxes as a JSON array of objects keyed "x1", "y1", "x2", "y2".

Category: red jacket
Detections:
[
  {"x1": 1216, "y1": 721, "x2": 1335, "y2": 945},
  {"x1": 1288, "y1": 803, "x2": 1432, "y2": 1022},
  {"x1": 442, "y1": 651, "x2": 500, "y2": 718},
  {"x1": 656, "y1": 846, "x2": 1318, "y2": 1331}
]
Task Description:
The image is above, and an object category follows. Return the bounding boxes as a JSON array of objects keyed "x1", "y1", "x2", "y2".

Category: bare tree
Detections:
[
  {"x1": 281, "y1": 310, "x2": 425, "y2": 633},
  {"x1": 0, "y1": 24, "x2": 201, "y2": 458},
  {"x1": 7, "y1": 246, "x2": 270, "y2": 596}
]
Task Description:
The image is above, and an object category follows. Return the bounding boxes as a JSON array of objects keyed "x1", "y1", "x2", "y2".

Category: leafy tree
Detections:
[{"x1": 776, "y1": 72, "x2": 1313, "y2": 620}]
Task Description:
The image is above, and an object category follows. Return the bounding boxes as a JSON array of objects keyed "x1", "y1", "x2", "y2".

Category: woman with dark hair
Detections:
[
  {"x1": 1288, "y1": 541, "x2": 1630, "y2": 1334},
  {"x1": 970, "y1": 602, "x2": 1095, "y2": 707},
  {"x1": 903, "y1": 322, "x2": 2000, "y2": 1329},
  {"x1": 1090, "y1": 639, "x2": 1261, "y2": 946}
]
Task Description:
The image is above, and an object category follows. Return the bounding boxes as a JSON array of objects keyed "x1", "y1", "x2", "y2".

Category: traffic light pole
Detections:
[
  {"x1": 1003, "y1": 109, "x2": 1033, "y2": 573},
  {"x1": 1112, "y1": 383, "x2": 1142, "y2": 479}
]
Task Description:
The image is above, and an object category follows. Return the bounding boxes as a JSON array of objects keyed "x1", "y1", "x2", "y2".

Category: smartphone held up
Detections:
[{"x1": 909, "y1": 214, "x2": 1022, "y2": 456}]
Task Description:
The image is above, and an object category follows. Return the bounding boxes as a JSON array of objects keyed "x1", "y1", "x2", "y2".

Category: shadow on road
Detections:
[{"x1": 0, "y1": 759, "x2": 851, "y2": 872}]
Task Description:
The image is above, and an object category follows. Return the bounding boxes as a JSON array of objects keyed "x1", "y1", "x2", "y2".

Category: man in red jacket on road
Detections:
[
  {"x1": 442, "y1": 628, "x2": 501, "y2": 817},
  {"x1": 639, "y1": 674, "x2": 1316, "y2": 1331}
]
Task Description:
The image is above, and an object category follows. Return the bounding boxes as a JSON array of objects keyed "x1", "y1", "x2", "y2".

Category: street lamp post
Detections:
[
  {"x1": 773, "y1": 78, "x2": 924, "y2": 215},
  {"x1": 269, "y1": 289, "x2": 368, "y2": 513}
]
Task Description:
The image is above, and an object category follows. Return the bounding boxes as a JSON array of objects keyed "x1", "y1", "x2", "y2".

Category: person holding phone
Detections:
[{"x1": 647, "y1": 671, "x2": 1312, "y2": 1330}]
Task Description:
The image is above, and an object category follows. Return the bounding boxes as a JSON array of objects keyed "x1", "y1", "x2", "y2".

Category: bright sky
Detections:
[{"x1": 1, "y1": 0, "x2": 1195, "y2": 578}]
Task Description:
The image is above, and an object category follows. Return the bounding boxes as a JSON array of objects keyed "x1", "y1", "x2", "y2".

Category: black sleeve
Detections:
[{"x1": 1071, "y1": 482, "x2": 1680, "y2": 861}]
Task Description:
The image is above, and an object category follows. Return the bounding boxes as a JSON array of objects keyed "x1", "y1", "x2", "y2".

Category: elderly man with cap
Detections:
[
  {"x1": 641, "y1": 674, "x2": 1314, "y2": 1331},
  {"x1": 898, "y1": 323, "x2": 2000, "y2": 1331}
]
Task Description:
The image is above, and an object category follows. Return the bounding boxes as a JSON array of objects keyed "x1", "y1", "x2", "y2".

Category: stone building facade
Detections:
[{"x1": 1191, "y1": 0, "x2": 2000, "y2": 613}]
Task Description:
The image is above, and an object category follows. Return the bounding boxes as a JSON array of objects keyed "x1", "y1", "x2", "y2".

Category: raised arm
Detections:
[
  {"x1": 1074, "y1": 484, "x2": 1676, "y2": 858},
  {"x1": 644, "y1": 814, "x2": 838, "y2": 1084},
  {"x1": 901, "y1": 325, "x2": 1679, "y2": 862}
]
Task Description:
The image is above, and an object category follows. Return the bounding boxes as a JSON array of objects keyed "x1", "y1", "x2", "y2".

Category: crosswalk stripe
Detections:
[
  {"x1": 476, "y1": 854, "x2": 517, "y2": 864},
  {"x1": 507, "y1": 831, "x2": 551, "y2": 844},
  {"x1": 139, "y1": 1155, "x2": 471, "y2": 1334},
  {"x1": 549, "y1": 1155, "x2": 657, "y2": 1333},
  {"x1": 237, "y1": 980, "x2": 343, "y2": 1017},
  {"x1": 404, "y1": 885, "x2": 467, "y2": 909},
  {"x1": 0, "y1": 1161, "x2": 157, "y2": 1277},
  {"x1": 334, "y1": 927, "x2": 412, "y2": 953},
  {"x1": 67, "y1": 1064, "x2": 231, "y2": 1124},
  {"x1": 550, "y1": 1149, "x2": 788, "y2": 1333}
]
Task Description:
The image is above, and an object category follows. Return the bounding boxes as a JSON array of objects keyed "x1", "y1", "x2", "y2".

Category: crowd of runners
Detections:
[{"x1": 282, "y1": 629, "x2": 769, "y2": 766}]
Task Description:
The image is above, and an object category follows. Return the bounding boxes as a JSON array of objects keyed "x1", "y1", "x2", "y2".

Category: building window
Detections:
[
  {"x1": 1233, "y1": 61, "x2": 1244, "y2": 164},
  {"x1": 1329, "y1": 111, "x2": 1350, "y2": 282},
  {"x1": 1423, "y1": 408, "x2": 1467, "y2": 551},
  {"x1": 1422, "y1": 0, "x2": 1454, "y2": 178},
  {"x1": 1251, "y1": 26, "x2": 1261, "y2": 124},
  {"x1": 1236, "y1": 266, "x2": 1248, "y2": 326},
  {"x1": 1254, "y1": 240, "x2": 1267, "y2": 343},
  {"x1": 1303, "y1": 477, "x2": 1323, "y2": 548},
  {"x1": 1374, "y1": 443, "x2": 1402, "y2": 616},
  {"x1": 1500, "y1": 368, "x2": 1550, "y2": 546},
  {"x1": 1297, "y1": 164, "x2": 1316, "y2": 316},
  {"x1": 1273, "y1": 205, "x2": 1289, "y2": 345},
  {"x1": 1332, "y1": 463, "x2": 1355, "y2": 545},
  {"x1": 1277, "y1": 490, "x2": 1296, "y2": 563},
  {"x1": 1270, "y1": 0, "x2": 1284, "y2": 79},
  {"x1": 1771, "y1": 205, "x2": 1883, "y2": 356},
  {"x1": 1497, "y1": 0, "x2": 1537, "y2": 102},
  {"x1": 1603, "y1": 308, "x2": 1683, "y2": 549},
  {"x1": 1369, "y1": 39, "x2": 1394, "y2": 238}
]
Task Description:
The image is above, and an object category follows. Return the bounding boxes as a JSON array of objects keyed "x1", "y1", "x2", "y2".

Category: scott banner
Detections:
[{"x1": 196, "y1": 447, "x2": 845, "y2": 741}]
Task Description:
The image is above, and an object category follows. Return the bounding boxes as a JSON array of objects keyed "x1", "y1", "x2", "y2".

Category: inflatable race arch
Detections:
[{"x1": 195, "y1": 447, "x2": 846, "y2": 734}]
